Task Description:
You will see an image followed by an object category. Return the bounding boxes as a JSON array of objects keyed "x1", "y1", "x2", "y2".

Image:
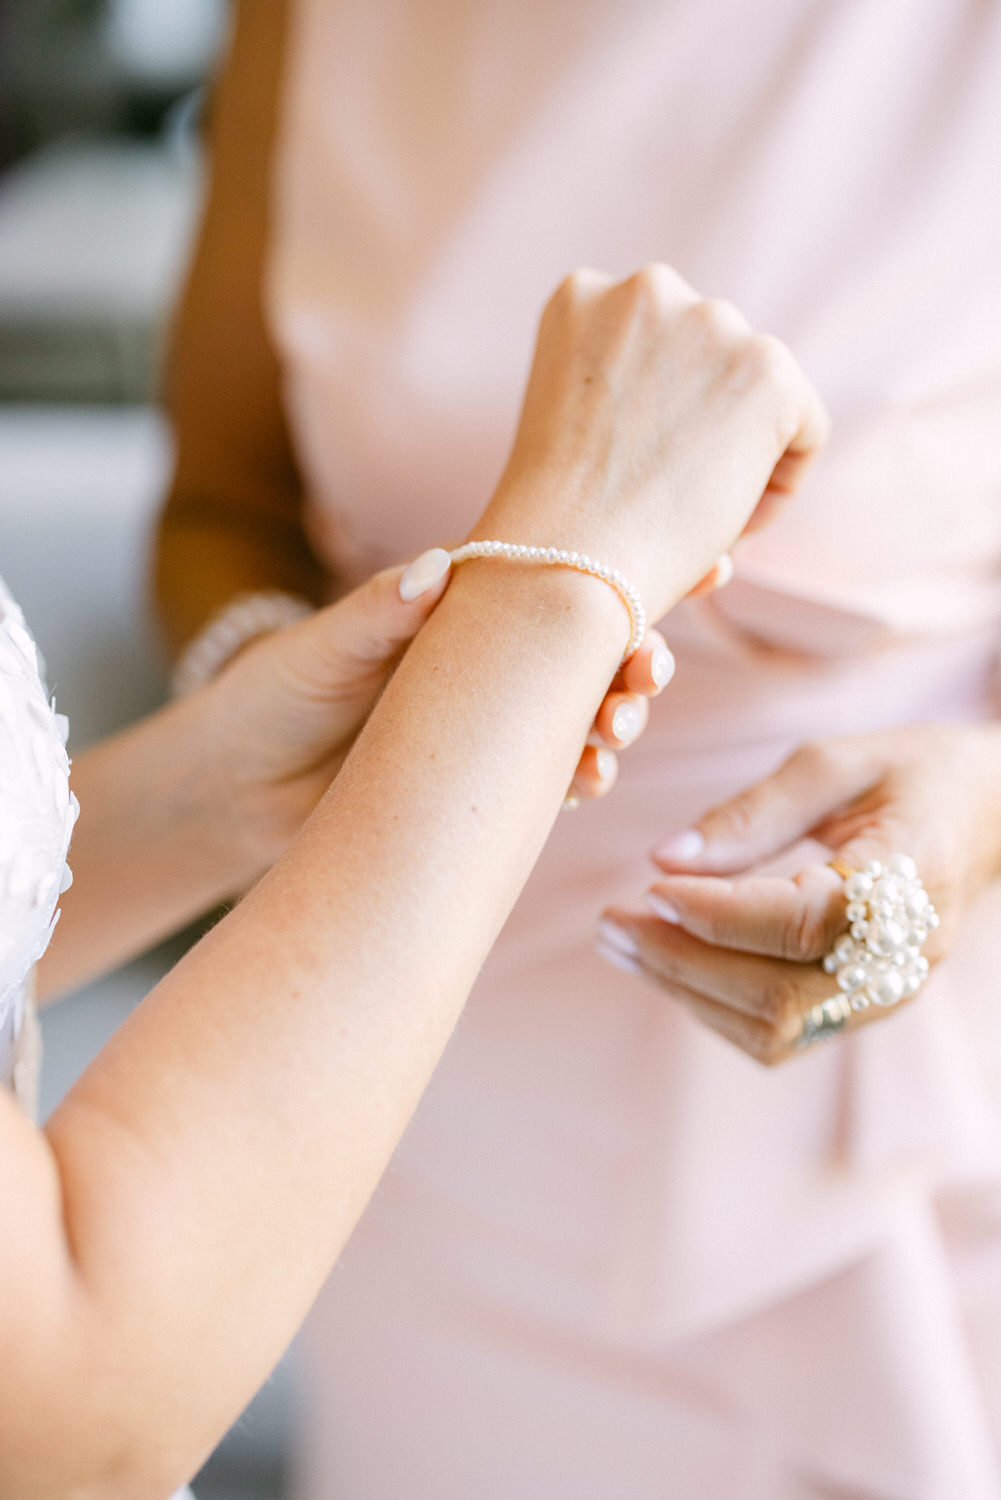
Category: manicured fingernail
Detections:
[
  {"x1": 399, "y1": 547, "x2": 452, "y2": 601},
  {"x1": 651, "y1": 644, "x2": 676, "y2": 688},
  {"x1": 655, "y1": 829, "x2": 705, "y2": 863},
  {"x1": 710, "y1": 552, "x2": 734, "y2": 589},
  {"x1": 596, "y1": 749, "x2": 617, "y2": 782},
  {"x1": 611, "y1": 701, "x2": 642, "y2": 745},
  {"x1": 598, "y1": 917, "x2": 638, "y2": 957},
  {"x1": 648, "y1": 892, "x2": 681, "y2": 924},
  {"x1": 596, "y1": 941, "x2": 642, "y2": 976}
]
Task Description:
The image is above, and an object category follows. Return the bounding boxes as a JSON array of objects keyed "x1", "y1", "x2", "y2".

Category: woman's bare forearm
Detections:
[
  {"x1": 3, "y1": 263, "x2": 828, "y2": 1497},
  {"x1": 6, "y1": 562, "x2": 623, "y2": 1497}
]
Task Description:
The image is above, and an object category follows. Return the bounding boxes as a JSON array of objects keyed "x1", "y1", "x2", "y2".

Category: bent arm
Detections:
[
  {"x1": 3, "y1": 560, "x2": 626, "y2": 1499},
  {"x1": 155, "y1": 0, "x2": 325, "y2": 658},
  {"x1": 4, "y1": 259, "x2": 827, "y2": 1496}
]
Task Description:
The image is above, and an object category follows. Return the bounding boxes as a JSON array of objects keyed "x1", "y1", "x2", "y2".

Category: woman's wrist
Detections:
[
  {"x1": 469, "y1": 488, "x2": 658, "y2": 649},
  {"x1": 446, "y1": 535, "x2": 632, "y2": 678}
]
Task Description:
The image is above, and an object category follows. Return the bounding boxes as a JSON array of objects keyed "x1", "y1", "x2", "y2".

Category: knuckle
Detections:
[
  {"x1": 761, "y1": 973, "x2": 803, "y2": 1034},
  {"x1": 625, "y1": 261, "x2": 691, "y2": 309},
  {"x1": 742, "y1": 331, "x2": 792, "y2": 387},
  {"x1": 790, "y1": 738, "x2": 836, "y2": 782},
  {"x1": 550, "y1": 267, "x2": 597, "y2": 309},
  {"x1": 705, "y1": 792, "x2": 759, "y2": 844},
  {"x1": 693, "y1": 296, "x2": 746, "y2": 338},
  {"x1": 783, "y1": 899, "x2": 828, "y2": 963},
  {"x1": 754, "y1": 1023, "x2": 791, "y2": 1068}
]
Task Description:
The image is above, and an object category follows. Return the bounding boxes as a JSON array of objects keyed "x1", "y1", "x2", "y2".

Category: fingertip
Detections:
[
  {"x1": 622, "y1": 630, "x2": 675, "y2": 695},
  {"x1": 652, "y1": 828, "x2": 706, "y2": 868},
  {"x1": 398, "y1": 547, "x2": 453, "y2": 604},
  {"x1": 596, "y1": 691, "x2": 648, "y2": 749},
  {"x1": 712, "y1": 552, "x2": 735, "y2": 588},
  {"x1": 687, "y1": 553, "x2": 734, "y2": 598},
  {"x1": 570, "y1": 744, "x2": 619, "y2": 801}
]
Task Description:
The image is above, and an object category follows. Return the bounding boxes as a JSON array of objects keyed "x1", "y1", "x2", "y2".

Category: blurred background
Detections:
[{"x1": 0, "y1": 2, "x2": 292, "y2": 1494}]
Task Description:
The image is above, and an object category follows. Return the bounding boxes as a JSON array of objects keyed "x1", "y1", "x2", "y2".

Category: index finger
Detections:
[{"x1": 647, "y1": 864, "x2": 847, "y2": 963}]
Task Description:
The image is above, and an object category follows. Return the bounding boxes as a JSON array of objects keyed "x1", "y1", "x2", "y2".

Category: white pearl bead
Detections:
[
  {"x1": 865, "y1": 859, "x2": 884, "y2": 878},
  {"x1": 846, "y1": 901, "x2": 867, "y2": 924},
  {"x1": 887, "y1": 853, "x2": 918, "y2": 880},
  {"x1": 844, "y1": 872, "x2": 873, "y2": 901},
  {"x1": 903, "y1": 888, "x2": 929, "y2": 918},
  {"x1": 851, "y1": 992, "x2": 871, "y2": 1012},
  {"x1": 926, "y1": 910, "x2": 940, "y2": 930},
  {"x1": 870, "y1": 877, "x2": 901, "y2": 905},
  {"x1": 867, "y1": 919, "x2": 906, "y2": 957},
  {"x1": 870, "y1": 968, "x2": 906, "y2": 1007},
  {"x1": 834, "y1": 934, "x2": 856, "y2": 964},
  {"x1": 837, "y1": 963, "x2": 868, "y2": 993},
  {"x1": 850, "y1": 921, "x2": 868, "y2": 941},
  {"x1": 823, "y1": 953, "x2": 838, "y2": 973}
]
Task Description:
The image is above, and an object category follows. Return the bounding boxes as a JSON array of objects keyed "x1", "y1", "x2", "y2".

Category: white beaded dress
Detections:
[
  {"x1": 0, "y1": 573, "x2": 76, "y2": 1115},
  {"x1": 0, "y1": 576, "x2": 198, "y2": 1499}
]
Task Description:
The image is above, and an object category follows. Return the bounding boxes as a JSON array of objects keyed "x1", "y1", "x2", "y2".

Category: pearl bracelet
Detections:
[{"x1": 448, "y1": 541, "x2": 647, "y2": 661}]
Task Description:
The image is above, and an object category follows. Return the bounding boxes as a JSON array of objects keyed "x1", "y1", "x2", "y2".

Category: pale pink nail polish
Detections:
[
  {"x1": 648, "y1": 893, "x2": 682, "y2": 924},
  {"x1": 655, "y1": 829, "x2": 705, "y2": 863},
  {"x1": 399, "y1": 547, "x2": 452, "y2": 601},
  {"x1": 711, "y1": 552, "x2": 735, "y2": 589},
  {"x1": 596, "y1": 749, "x2": 617, "y2": 782},
  {"x1": 596, "y1": 941, "x2": 642, "y2": 976},
  {"x1": 598, "y1": 917, "x2": 638, "y2": 957},
  {"x1": 650, "y1": 644, "x2": 676, "y2": 688},
  {"x1": 612, "y1": 701, "x2": 642, "y2": 744}
]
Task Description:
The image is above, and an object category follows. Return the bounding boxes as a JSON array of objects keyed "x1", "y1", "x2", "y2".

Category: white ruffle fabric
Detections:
[{"x1": 0, "y1": 574, "x2": 77, "y2": 1113}]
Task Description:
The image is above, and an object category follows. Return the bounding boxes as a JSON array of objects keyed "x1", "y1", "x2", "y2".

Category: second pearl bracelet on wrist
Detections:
[{"x1": 448, "y1": 541, "x2": 647, "y2": 662}]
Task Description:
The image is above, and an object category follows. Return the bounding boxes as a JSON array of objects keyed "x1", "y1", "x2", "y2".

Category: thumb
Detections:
[
  {"x1": 653, "y1": 740, "x2": 875, "y2": 874},
  {"x1": 273, "y1": 548, "x2": 453, "y2": 694}
]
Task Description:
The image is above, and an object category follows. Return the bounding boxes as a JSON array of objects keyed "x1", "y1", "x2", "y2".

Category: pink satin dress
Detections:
[{"x1": 268, "y1": 1, "x2": 1001, "y2": 1494}]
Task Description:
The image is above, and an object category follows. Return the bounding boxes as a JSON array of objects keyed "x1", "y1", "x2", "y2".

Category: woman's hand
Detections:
[
  {"x1": 480, "y1": 264, "x2": 830, "y2": 630},
  {"x1": 598, "y1": 723, "x2": 1001, "y2": 1064},
  {"x1": 195, "y1": 557, "x2": 675, "y2": 870}
]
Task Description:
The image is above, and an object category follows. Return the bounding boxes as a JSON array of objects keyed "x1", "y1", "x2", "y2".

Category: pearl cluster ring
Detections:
[
  {"x1": 448, "y1": 541, "x2": 647, "y2": 662},
  {"x1": 821, "y1": 854, "x2": 938, "y2": 1012}
]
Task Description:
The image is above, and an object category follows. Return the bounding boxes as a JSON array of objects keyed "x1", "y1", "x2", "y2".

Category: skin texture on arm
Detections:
[
  {"x1": 39, "y1": 550, "x2": 672, "y2": 1003},
  {"x1": 154, "y1": 0, "x2": 319, "y2": 658},
  {"x1": 0, "y1": 267, "x2": 827, "y2": 1498},
  {"x1": 10, "y1": 565, "x2": 627, "y2": 1500}
]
